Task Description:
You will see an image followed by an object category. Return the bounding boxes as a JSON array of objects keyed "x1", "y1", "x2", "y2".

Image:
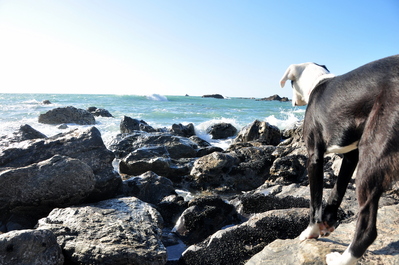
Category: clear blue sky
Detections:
[{"x1": 0, "y1": 0, "x2": 398, "y2": 98}]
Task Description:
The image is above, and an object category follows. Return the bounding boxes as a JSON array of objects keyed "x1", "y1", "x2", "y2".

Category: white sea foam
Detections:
[
  {"x1": 195, "y1": 118, "x2": 241, "y2": 150},
  {"x1": 0, "y1": 94, "x2": 306, "y2": 151},
  {"x1": 146, "y1": 94, "x2": 168, "y2": 101},
  {"x1": 265, "y1": 110, "x2": 301, "y2": 130}
]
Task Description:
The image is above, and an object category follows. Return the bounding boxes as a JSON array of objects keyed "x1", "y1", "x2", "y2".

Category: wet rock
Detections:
[
  {"x1": 110, "y1": 131, "x2": 198, "y2": 159},
  {"x1": 42, "y1": 100, "x2": 52, "y2": 104},
  {"x1": 120, "y1": 115, "x2": 156, "y2": 133},
  {"x1": 206, "y1": 122, "x2": 237, "y2": 139},
  {"x1": 37, "y1": 197, "x2": 167, "y2": 265},
  {"x1": 234, "y1": 120, "x2": 281, "y2": 145},
  {"x1": 0, "y1": 229, "x2": 64, "y2": 265},
  {"x1": 173, "y1": 196, "x2": 239, "y2": 245},
  {"x1": 57, "y1": 123, "x2": 68, "y2": 129},
  {"x1": 118, "y1": 146, "x2": 172, "y2": 176},
  {"x1": 38, "y1": 106, "x2": 95, "y2": 125},
  {"x1": 180, "y1": 208, "x2": 309, "y2": 265},
  {"x1": 117, "y1": 145, "x2": 196, "y2": 179},
  {"x1": 170, "y1": 123, "x2": 195, "y2": 137},
  {"x1": 188, "y1": 135, "x2": 223, "y2": 157},
  {"x1": 0, "y1": 124, "x2": 46, "y2": 149},
  {"x1": 157, "y1": 195, "x2": 188, "y2": 228},
  {"x1": 87, "y1": 106, "x2": 113, "y2": 117},
  {"x1": 121, "y1": 171, "x2": 176, "y2": 204}
]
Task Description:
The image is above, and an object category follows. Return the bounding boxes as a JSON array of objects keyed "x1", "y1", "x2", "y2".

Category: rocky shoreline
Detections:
[{"x1": 0, "y1": 106, "x2": 398, "y2": 264}]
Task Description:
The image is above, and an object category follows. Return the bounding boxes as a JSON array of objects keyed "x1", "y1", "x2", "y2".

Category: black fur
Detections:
[{"x1": 304, "y1": 55, "x2": 399, "y2": 259}]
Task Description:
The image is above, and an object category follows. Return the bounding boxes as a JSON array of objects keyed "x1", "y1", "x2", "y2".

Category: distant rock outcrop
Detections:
[
  {"x1": 258, "y1": 94, "x2": 290, "y2": 102},
  {"x1": 202, "y1": 94, "x2": 224, "y2": 99}
]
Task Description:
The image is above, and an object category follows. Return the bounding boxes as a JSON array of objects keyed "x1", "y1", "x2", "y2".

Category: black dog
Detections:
[{"x1": 280, "y1": 55, "x2": 399, "y2": 265}]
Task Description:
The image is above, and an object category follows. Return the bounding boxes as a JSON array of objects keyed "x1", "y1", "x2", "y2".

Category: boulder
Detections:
[
  {"x1": 38, "y1": 106, "x2": 95, "y2": 125},
  {"x1": 234, "y1": 120, "x2": 281, "y2": 145},
  {"x1": 0, "y1": 229, "x2": 64, "y2": 265},
  {"x1": 37, "y1": 197, "x2": 167, "y2": 265},
  {"x1": 0, "y1": 124, "x2": 46, "y2": 149},
  {"x1": 231, "y1": 192, "x2": 309, "y2": 220},
  {"x1": 156, "y1": 195, "x2": 188, "y2": 228},
  {"x1": 173, "y1": 196, "x2": 240, "y2": 245},
  {"x1": 206, "y1": 123, "x2": 237, "y2": 139},
  {"x1": 269, "y1": 154, "x2": 308, "y2": 184},
  {"x1": 202, "y1": 94, "x2": 224, "y2": 99},
  {"x1": 170, "y1": 123, "x2": 195, "y2": 137},
  {"x1": 190, "y1": 146, "x2": 275, "y2": 192},
  {"x1": 180, "y1": 208, "x2": 309, "y2": 265},
  {"x1": 0, "y1": 127, "x2": 121, "y2": 201},
  {"x1": 109, "y1": 131, "x2": 198, "y2": 159},
  {"x1": 188, "y1": 135, "x2": 224, "y2": 157},
  {"x1": 120, "y1": 116, "x2": 156, "y2": 133},
  {"x1": 121, "y1": 171, "x2": 176, "y2": 204},
  {"x1": 87, "y1": 106, "x2": 113, "y2": 117},
  {"x1": 42, "y1": 100, "x2": 52, "y2": 104},
  {"x1": 0, "y1": 155, "x2": 95, "y2": 218},
  {"x1": 246, "y1": 204, "x2": 399, "y2": 265},
  {"x1": 117, "y1": 145, "x2": 196, "y2": 179},
  {"x1": 190, "y1": 152, "x2": 239, "y2": 190}
]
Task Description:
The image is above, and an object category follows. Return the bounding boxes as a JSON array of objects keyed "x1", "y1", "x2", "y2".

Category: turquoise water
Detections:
[{"x1": 0, "y1": 93, "x2": 305, "y2": 147}]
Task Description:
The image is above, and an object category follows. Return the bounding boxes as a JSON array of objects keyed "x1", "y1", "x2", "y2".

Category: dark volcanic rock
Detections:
[
  {"x1": 0, "y1": 124, "x2": 46, "y2": 149},
  {"x1": 180, "y1": 208, "x2": 309, "y2": 265},
  {"x1": 246, "y1": 204, "x2": 399, "y2": 265},
  {"x1": 206, "y1": 123, "x2": 237, "y2": 139},
  {"x1": 258, "y1": 94, "x2": 290, "y2": 102},
  {"x1": 87, "y1": 106, "x2": 113, "y2": 117},
  {"x1": 110, "y1": 131, "x2": 198, "y2": 159},
  {"x1": 0, "y1": 127, "x2": 121, "y2": 202},
  {"x1": 121, "y1": 171, "x2": 177, "y2": 204},
  {"x1": 38, "y1": 106, "x2": 96, "y2": 125},
  {"x1": 120, "y1": 115, "x2": 156, "y2": 133},
  {"x1": 37, "y1": 197, "x2": 167, "y2": 265},
  {"x1": 235, "y1": 120, "x2": 281, "y2": 145},
  {"x1": 202, "y1": 94, "x2": 224, "y2": 99},
  {"x1": 190, "y1": 146, "x2": 275, "y2": 192},
  {"x1": 0, "y1": 229, "x2": 64, "y2": 265},
  {"x1": 0, "y1": 155, "x2": 95, "y2": 218},
  {"x1": 173, "y1": 196, "x2": 239, "y2": 245},
  {"x1": 170, "y1": 123, "x2": 195, "y2": 137}
]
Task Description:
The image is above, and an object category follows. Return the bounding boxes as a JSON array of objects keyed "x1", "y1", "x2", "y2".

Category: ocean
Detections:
[{"x1": 0, "y1": 93, "x2": 305, "y2": 149}]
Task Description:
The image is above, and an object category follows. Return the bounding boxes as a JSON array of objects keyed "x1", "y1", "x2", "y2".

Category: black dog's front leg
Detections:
[
  {"x1": 323, "y1": 149, "x2": 358, "y2": 228},
  {"x1": 300, "y1": 146, "x2": 326, "y2": 240}
]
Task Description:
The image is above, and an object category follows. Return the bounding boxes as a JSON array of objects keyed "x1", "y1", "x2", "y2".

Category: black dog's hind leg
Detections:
[
  {"x1": 300, "y1": 144, "x2": 325, "y2": 240},
  {"x1": 350, "y1": 163, "x2": 383, "y2": 259},
  {"x1": 326, "y1": 161, "x2": 383, "y2": 265},
  {"x1": 323, "y1": 149, "x2": 359, "y2": 230}
]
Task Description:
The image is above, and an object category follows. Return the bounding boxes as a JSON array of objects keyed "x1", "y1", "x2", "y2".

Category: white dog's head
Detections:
[{"x1": 280, "y1": 62, "x2": 334, "y2": 106}]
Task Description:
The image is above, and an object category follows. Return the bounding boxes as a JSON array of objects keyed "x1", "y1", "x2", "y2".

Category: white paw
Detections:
[
  {"x1": 299, "y1": 224, "x2": 320, "y2": 241},
  {"x1": 326, "y1": 252, "x2": 343, "y2": 265},
  {"x1": 326, "y1": 250, "x2": 358, "y2": 265}
]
